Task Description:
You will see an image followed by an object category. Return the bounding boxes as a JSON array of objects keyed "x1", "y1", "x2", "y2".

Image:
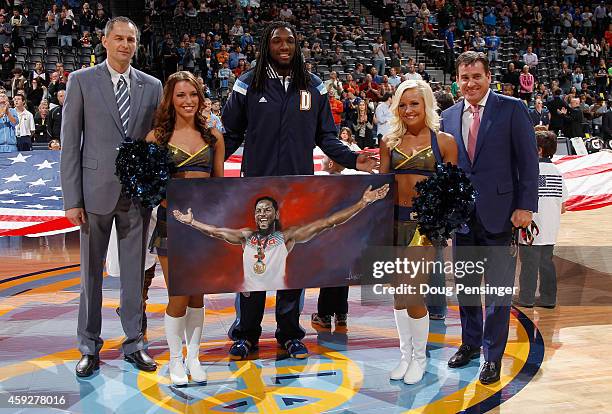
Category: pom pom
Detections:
[
  {"x1": 412, "y1": 163, "x2": 476, "y2": 247},
  {"x1": 115, "y1": 140, "x2": 175, "y2": 209}
]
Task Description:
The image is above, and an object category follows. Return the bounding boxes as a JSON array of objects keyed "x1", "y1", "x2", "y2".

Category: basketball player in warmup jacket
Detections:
[{"x1": 218, "y1": 21, "x2": 378, "y2": 361}]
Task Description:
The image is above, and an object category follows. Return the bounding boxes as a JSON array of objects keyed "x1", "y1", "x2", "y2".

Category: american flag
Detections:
[
  {"x1": 0, "y1": 151, "x2": 76, "y2": 236},
  {"x1": 538, "y1": 174, "x2": 564, "y2": 198},
  {"x1": 553, "y1": 151, "x2": 612, "y2": 211}
]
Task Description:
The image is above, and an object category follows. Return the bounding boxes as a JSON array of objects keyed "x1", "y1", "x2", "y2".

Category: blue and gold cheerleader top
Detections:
[
  {"x1": 168, "y1": 143, "x2": 214, "y2": 174},
  {"x1": 391, "y1": 129, "x2": 442, "y2": 176}
]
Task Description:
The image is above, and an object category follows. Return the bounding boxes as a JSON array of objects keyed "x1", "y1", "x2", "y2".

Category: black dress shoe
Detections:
[
  {"x1": 535, "y1": 301, "x2": 556, "y2": 309},
  {"x1": 448, "y1": 344, "x2": 481, "y2": 368},
  {"x1": 479, "y1": 360, "x2": 501, "y2": 385},
  {"x1": 76, "y1": 354, "x2": 100, "y2": 377},
  {"x1": 124, "y1": 350, "x2": 157, "y2": 372}
]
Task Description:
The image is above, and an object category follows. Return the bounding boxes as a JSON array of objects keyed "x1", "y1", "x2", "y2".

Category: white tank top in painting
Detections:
[{"x1": 242, "y1": 230, "x2": 288, "y2": 291}]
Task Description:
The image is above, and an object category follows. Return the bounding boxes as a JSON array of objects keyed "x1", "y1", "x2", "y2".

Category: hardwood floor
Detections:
[{"x1": 503, "y1": 205, "x2": 612, "y2": 413}]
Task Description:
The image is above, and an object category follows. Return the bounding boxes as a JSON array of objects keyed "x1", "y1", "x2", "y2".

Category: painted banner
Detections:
[{"x1": 166, "y1": 175, "x2": 394, "y2": 295}]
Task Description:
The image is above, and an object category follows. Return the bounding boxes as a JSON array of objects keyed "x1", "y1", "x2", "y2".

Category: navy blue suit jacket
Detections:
[{"x1": 440, "y1": 91, "x2": 539, "y2": 233}]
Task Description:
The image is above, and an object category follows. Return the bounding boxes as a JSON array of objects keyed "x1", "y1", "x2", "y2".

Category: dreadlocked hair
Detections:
[
  {"x1": 152, "y1": 71, "x2": 216, "y2": 148},
  {"x1": 251, "y1": 21, "x2": 309, "y2": 93}
]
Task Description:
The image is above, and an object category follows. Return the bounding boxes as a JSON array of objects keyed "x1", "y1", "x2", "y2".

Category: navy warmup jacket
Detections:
[{"x1": 222, "y1": 68, "x2": 358, "y2": 177}]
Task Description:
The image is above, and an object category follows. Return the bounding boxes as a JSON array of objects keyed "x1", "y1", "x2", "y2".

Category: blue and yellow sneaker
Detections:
[{"x1": 284, "y1": 339, "x2": 309, "y2": 359}]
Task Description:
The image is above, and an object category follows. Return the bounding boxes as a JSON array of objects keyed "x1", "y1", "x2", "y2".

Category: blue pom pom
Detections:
[
  {"x1": 412, "y1": 163, "x2": 476, "y2": 246},
  {"x1": 115, "y1": 140, "x2": 176, "y2": 209}
]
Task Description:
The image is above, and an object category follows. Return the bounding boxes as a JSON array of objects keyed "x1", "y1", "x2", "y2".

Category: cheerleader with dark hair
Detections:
[{"x1": 146, "y1": 71, "x2": 224, "y2": 386}]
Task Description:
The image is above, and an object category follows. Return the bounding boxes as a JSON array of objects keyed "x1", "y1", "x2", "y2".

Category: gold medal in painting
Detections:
[{"x1": 253, "y1": 261, "x2": 266, "y2": 274}]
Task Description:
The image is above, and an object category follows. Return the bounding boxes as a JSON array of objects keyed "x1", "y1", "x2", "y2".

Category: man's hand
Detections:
[
  {"x1": 356, "y1": 153, "x2": 379, "y2": 172},
  {"x1": 173, "y1": 208, "x2": 193, "y2": 225},
  {"x1": 511, "y1": 209, "x2": 533, "y2": 228},
  {"x1": 361, "y1": 184, "x2": 390, "y2": 204},
  {"x1": 65, "y1": 208, "x2": 87, "y2": 226}
]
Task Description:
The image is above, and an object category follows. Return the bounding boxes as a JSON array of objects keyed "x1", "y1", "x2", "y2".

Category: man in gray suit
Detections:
[{"x1": 60, "y1": 16, "x2": 163, "y2": 377}]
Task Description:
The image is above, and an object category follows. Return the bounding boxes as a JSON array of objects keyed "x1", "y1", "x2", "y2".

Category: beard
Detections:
[
  {"x1": 256, "y1": 222, "x2": 275, "y2": 236},
  {"x1": 271, "y1": 58, "x2": 293, "y2": 72}
]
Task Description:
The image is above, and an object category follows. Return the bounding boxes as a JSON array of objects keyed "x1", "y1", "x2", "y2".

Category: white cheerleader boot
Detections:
[
  {"x1": 403, "y1": 313, "x2": 429, "y2": 385},
  {"x1": 184, "y1": 306, "x2": 207, "y2": 383},
  {"x1": 390, "y1": 309, "x2": 413, "y2": 380},
  {"x1": 164, "y1": 312, "x2": 188, "y2": 386}
]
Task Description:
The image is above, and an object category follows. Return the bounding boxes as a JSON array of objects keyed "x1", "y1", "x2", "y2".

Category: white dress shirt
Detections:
[
  {"x1": 375, "y1": 101, "x2": 393, "y2": 138},
  {"x1": 461, "y1": 89, "x2": 490, "y2": 150},
  {"x1": 16, "y1": 108, "x2": 35, "y2": 137},
  {"x1": 523, "y1": 52, "x2": 539, "y2": 67},
  {"x1": 105, "y1": 60, "x2": 131, "y2": 93},
  {"x1": 405, "y1": 72, "x2": 422, "y2": 81},
  {"x1": 388, "y1": 75, "x2": 402, "y2": 87}
]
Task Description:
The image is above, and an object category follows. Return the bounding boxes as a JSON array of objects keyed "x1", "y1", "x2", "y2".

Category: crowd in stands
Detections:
[
  {"x1": 140, "y1": 0, "x2": 612, "y2": 141},
  {"x1": 0, "y1": 1, "x2": 111, "y2": 150},
  {"x1": 0, "y1": 0, "x2": 611, "y2": 153},
  {"x1": 379, "y1": 0, "x2": 612, "y2": 139}
]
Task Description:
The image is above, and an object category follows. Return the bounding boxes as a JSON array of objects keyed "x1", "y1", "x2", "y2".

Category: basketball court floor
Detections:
[{"x1": 0, "y1": 206, "x2": 611, "y2": 413}]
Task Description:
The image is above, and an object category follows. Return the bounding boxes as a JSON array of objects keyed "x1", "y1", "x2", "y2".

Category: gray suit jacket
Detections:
[{"x1": 60, "y1": 63, "x2": 163, "y2": 215}]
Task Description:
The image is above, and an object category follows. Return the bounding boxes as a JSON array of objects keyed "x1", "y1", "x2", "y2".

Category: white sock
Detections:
[
  {"x1": 390, "y1": 309, "x2": 413, "y2": 380},
  {"x1": 403, "y1": 313, "x2": 429, "y2": 385},
  {"x1": 164, "y1": 312, "x2": 188, "y2": 385},
  {"x1": 184, "y1": 306, "x2": 207, "y2": 382}
]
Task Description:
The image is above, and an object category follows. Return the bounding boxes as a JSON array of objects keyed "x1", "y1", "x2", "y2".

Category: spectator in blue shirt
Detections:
[
  {"x1": 0, "y1": 15, "x2": 13, "y2": 46},
  {"x1": 444, "y1": 24, "x2": 456, "y2": 74},
  {"x1": 218, "y1": 62, "x2": 231, "y2": 89},
  {"x1": 370, "y1": 67, "x2": 384, "y2": 84},
  {"x1": 0, "y1": 93, "x2": 19, "y2": 152},
  {"x1": 485, "y1": 30, "x2": 501, "y2": 63},
  {"x1": 484, "y1": 8, "x2": 497, "y2": 29},
  {"x1": 203, "y1": 98, "x2": 225, "y2": 132},
  {"x1": 240, "y1": 31, "x2": 254, "y2": 49},
  {"x1": 176, "y1": 41, "x2": 186, "y2": 68},
  {"x1": 228, "y1": 46, "x2": 246, "y2": 70},
  {"x1": 212, "y1": 35, "x2": 222, "y2": 51}
]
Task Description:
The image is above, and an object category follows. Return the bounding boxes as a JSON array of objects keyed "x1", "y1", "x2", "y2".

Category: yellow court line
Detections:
[
  {"x1": 244, "y1": 360, "x2": 277, "y2": 413},
  {"x1": 0, "y1": 276, "x2": 83, "y2": 317},
  {"x1": 0, "y1": 265, "x2": 277, "y2": 316},
  {"x1": 0, "y1": 266, "x2": 79, "y2": 290},
  {"x1": 138, "y1": 346, "x2": 364, "y2": 414},
  {"x1": 403, "y1": 315, "x2": 532, "y2": 414}
]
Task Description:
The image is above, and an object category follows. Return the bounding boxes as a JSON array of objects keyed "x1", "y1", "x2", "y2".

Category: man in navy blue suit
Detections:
[{"x1": 440, "y1": 51, "x2": 538, "y2": 385}]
